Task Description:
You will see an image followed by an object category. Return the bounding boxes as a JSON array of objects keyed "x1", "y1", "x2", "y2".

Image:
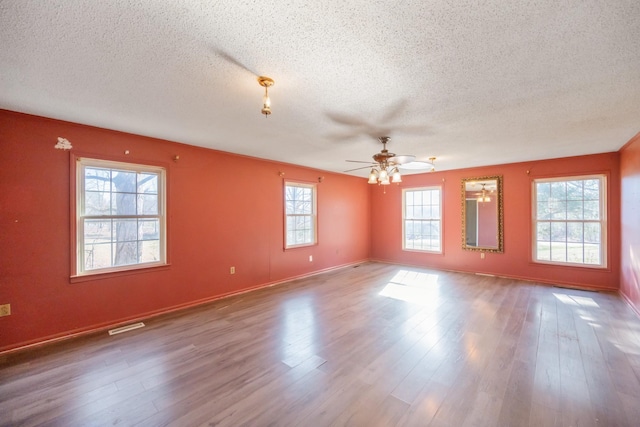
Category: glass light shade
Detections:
[
  {"x1": 368, "y1": 170, "x2": 378, "y2": 184},
  {"x1": 391, "y1": 170, "x2": 402, "y2": 183},
  {"x1": 380, "y1": 177, "x2": 391, "y2": 185},
  {"x1": 263, "y1": 93, "x2": 271, "y2": 108},
  {"x1": 378, "y1": 169, "x2": 388, "y2": 181}
]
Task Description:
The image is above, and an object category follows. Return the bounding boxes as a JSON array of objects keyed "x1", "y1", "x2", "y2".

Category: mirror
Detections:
[{"x1": 462, "y1": 176, "x2": 503, "y2": 252}]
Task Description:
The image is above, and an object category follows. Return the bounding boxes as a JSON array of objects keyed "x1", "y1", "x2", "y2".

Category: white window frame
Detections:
[
  {"x1": 532, "y1": 174, "x2": 607, "y2": 268},
  {"x1": 402, "y1": 186, "x2": 442, "y2": 253},
  {"x1": 284, "y1": 181, "x2": 317, "y2": 249},
  {"x1": 75, "y1": 158, "x2": 167, "y2": 276}
]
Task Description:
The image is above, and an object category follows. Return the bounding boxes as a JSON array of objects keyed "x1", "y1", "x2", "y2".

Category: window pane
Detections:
[
  {"x1": 137, "y1": 194, "x2": 158, "y2": 215},
  {"x1": 567, "y1": 222, "x2": 583, "y2": 243},
  {"x1": 537, "y1": 183, "x2": 550, "y2": 202},
  {"x1": 584, "y1": 201, "x2": 600, "y2": 220},
  {"x1": 567, "y1": 243, "x2": 584, "y2": 264},
  {"x1": 138, "y1": 240, "x2": 160, "y2": 263},
  {"x1": 551, "y1": 243, "x2": 567, "y2": 262},
  {"x1": 138, "y1": 173, "x2": 158, "y2": 194},
  {"x1": 85, "y1": 168, "x2": 111, "y2": 192},
  {"x1": 112, "y1": 170, "x2": 137, "y2": 192},
  {"x1": 85, "y1": 242, "x2": 112, "y2": 270},
  {"x1": 550, "y1": 222, "x2": 566, "y2": 242},
  {"x1": 84, "y1": 219, "x2": 112, "y2": 243},
  {"x1": 550, "y1": 182, "x2": 566, "y2": 200},
  {"x1": 566, "y1": 200, "x2": 583, "y2": 220},
  {"x1": 113, "y1": 193, "x2": 136, "y2": 215},
  {"x1": 537, "y1": 242, "x2": 551, "y2": 261},
  {"x1": 85, "y1": 191, "x2": 111, "y2": 215},
  {"x1": 114, "y1": 242, "x2": 137, "y2": 266},
  {"x1": 537, "y1": 222, "x2": 550, "y2": 241},
  {"x1": 138, "y1": 219, "x2": 160, "y2": 240},
  {"x1": 584, "y1": 244, "x2": 601, "y2": 265},
  {"x1": 550, "y1": 201, "x2": 566, "y2": 220},
  {"x1": 584, "y1": 223, "x2": 600, "y2": 244}
]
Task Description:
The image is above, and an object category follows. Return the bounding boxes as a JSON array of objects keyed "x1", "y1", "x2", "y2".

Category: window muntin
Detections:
[
  {"x1": 403, "y1": 187, "x2": 442, "y2": 253},
  {"x1": 533, "y1": 175, "x2": 606, "y2": 267},
  {"x1": 285, "y1": 182, "x2": 317, "y2": 248},
  {"x1": 77, "y1": 158, "x2": 166, "y2": 275}
]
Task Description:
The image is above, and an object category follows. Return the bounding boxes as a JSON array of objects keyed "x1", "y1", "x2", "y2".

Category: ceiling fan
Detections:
[{"x1": 344, "y1": 136, "x2": 436, "y2": 186}]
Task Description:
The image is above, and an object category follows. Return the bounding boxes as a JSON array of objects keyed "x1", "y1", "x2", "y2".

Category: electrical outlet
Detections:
[
  {"x1": 230, "y1": 266, "x2": 235, "y2": 274},
  {"x1": 480, "y1": 252, "x2": 485, "y2": 259},
  {"x1": 309, "y1": 255, "x2": 313, "y2": 262},
  {"x1": 0, "y1": 304, "x2": 10, "y2": 317}
]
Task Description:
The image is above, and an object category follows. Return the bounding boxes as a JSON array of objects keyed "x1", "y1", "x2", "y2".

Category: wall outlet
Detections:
[
  {"x1": 480, "y1": 252, "x2": 485, "y2": 259},
  {"x1": 309, "y1": 255, "x2": 313, "y2": 262},
  {"x1": 230, "y1": 266, "x2": 235, "y2": 274},
  {"x1": 0, "y1": 304, "x2": 10, "y2": 317}
]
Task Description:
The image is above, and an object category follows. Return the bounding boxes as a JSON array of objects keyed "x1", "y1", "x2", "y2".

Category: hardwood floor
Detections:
[{"x1": 2, "y1": 262, "x2": 640, "y2": 426}]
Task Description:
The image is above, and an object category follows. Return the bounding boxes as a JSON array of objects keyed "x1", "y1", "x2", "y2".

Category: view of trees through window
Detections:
[
  {"x1": 79, "y1": 161, "x2": 164, "y2": 273},
  {"x1": 403, "y1": 188, "x2": 442, "y2": 252},
  {"x1": 285, "y1": 183, "x2": 316, "y2": 248},
  {"x1": 534, "y1": 176, "x2": 605, "y2": 266}
]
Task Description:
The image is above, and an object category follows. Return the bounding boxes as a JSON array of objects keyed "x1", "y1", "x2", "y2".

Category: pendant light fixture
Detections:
[{"x1": 257, "y1": 76, "x2": 274, "y2": 117}]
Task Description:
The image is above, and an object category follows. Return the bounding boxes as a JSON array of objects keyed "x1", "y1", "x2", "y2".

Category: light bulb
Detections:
[{"x1": 368, "y1": 170, "x2": 378, "y2": 184}]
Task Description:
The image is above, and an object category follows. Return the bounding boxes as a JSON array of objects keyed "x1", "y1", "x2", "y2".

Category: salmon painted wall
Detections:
[
  {"x1": 370, "y1": 153, "x2": 621, "y2": 290},
  {"x1": 620, "y1": 132, "x2": 640, "y2": 316},
  {"x1": 0, "y1": 110, "x2": 370, "y2": 351}
]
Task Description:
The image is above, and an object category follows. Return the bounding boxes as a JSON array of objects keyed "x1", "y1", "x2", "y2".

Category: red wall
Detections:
[
  {"x1": 620, "y1": 132, "x2": 640, "y2": 316},
  {"x1": 370, "y1": 153, "x2": 621, "y2": 290},
  {"x1": 0, "y1": 110, "x2": 370, "y2": 352}
]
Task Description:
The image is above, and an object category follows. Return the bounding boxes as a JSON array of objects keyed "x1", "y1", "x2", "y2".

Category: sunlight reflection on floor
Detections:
[{"x1": 378, "y1": 270, "x2": 440, "y2": 307}]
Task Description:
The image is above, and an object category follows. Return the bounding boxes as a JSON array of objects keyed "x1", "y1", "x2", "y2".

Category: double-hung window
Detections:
[
  {"x1": 284, "y1": 182, "x2": 317, "y2": 248},
  {"x1": 76, "y1": 158, "x2": 166, "y2": 275},
  {"x1": 533, "y1": 175, "x2": 606, "y2": 267},
  {"x1": 403, "y1": 187, "x2": 442, "y2": 252}
]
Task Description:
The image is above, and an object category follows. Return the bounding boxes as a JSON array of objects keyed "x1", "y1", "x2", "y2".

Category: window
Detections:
[
  {"x1": 533, "y1": 175, "x2": 606, "y2": 267},
  {"x1": 403, "y1": 187, "x2": 442, "y2": 252},
  {"x1": 284, "y1": 182, "x2": 317, "y2": 248},
  {"x1": 76, "y1": 158, "x2": 166, "y2": 275}
]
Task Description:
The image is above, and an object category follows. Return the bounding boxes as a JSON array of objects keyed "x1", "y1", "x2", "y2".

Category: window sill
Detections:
[{"x1": 70, "y1": 263, "x2": 171, "y2": 283}]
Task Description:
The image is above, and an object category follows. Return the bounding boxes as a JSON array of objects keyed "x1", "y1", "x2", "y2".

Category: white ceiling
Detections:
[{"x1": 1, "y1": 1, "x2": 639, "y2": 176}]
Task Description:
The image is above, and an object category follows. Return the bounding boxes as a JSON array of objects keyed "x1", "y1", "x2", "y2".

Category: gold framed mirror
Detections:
[{"x1": 462, "y1": 175, "x2": 504, "y2": 253}]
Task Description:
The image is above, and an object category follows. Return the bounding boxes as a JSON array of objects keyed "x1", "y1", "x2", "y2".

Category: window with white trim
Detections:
[
  {"x1": 403, "y1": 187, "x2": 442, "y2": 252},
  {"x1": 533, "y1": 175, "x2": 606, "y2": 267},
  {"x1": 76, "y1": 158, "x2": 166, "y2": 275},
  {"x1": 284, "y1": 182, "x2": 317, "y2": 248}
]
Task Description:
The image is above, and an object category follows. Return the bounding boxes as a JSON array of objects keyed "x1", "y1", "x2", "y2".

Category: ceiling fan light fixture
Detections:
[
  {"x1": 257, "y1": 76, "x2": 274, "y2": 117},
  {"x1": 368, "y1": 169, "x2": 378, "y2": 184},
  {"x1": 391, "y1": 168, "x2": 402, "y2": 183},
  {"x1": 378, "y1": 169, "x2": 388, "y2": 182}
]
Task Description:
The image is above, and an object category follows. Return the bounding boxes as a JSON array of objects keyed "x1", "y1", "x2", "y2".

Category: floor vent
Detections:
[{"x1": 108, "y1": 322, "x2": 145, "y2": 336}]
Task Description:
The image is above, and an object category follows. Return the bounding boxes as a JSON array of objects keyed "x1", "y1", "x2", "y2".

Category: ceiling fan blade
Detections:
[
  {"x1": 390, "y1": 154, "x2": 416, "y2": 165},
  {"x1": 398, "y1": 161, "x2": 435, "y2": 170},
  {"x1": 326, "y1": 112, "x2": 368, "y2": 127},
  {"x1": 211, "y1": 47, "x2": 258, "y2": 76},
  {"x1": 344, "y1": 165, "x2": 375, "y2": 173},
  {"x1": 380, "y1": 100, "x2": 408, "y2": 123},
  {"x1": 345, "y1": 160, "x2": 376, "y2": 164}
]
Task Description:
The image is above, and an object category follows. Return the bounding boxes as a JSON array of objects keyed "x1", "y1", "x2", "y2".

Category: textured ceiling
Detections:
[{"x1": 1, "y1": 1, "x2": 639, "y2": 176}]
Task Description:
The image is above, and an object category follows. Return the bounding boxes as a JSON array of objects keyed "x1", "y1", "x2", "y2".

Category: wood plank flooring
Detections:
[{"x1": 2, "y1": 262, "x2": 640, "y2": 426}]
